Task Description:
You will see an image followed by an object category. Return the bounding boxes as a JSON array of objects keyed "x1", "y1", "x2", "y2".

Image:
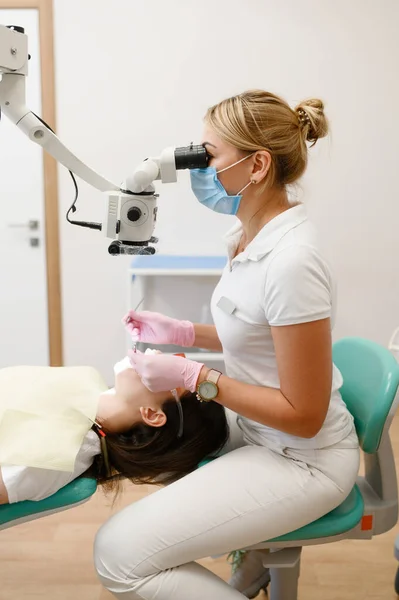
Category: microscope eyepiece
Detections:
[{"x1": 174, "y1": 144, "x2": 209, "y2": 170}]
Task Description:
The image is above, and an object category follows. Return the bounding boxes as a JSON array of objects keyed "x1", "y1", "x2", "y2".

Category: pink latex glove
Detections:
[
  {"x1": 122, "y1": 310, "x2": 195, "y2": 347},
  {"x1": 128, "y1": 351, "x2": 204, "y2": 393}
]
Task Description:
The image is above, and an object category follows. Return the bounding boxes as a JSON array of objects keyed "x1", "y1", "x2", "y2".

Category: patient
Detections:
[{"x1": 0, "y1": 355, "x2": 229, "y2": 505}]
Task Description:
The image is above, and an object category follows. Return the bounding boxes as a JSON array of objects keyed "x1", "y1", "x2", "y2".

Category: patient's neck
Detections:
[{"x1": 96, "y1": 389, "x2": 141, "y2": 434}]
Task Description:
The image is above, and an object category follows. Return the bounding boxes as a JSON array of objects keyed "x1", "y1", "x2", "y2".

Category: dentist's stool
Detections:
[
  {"x1": 0, "y1": 477, "x2": 97, "y2": 531},
  {"x1": 389, "y1": 325, "x2": 399, "y2": 595},
  {"x1": 204, "y1": 337, "x2": 399, "y2": 600}
]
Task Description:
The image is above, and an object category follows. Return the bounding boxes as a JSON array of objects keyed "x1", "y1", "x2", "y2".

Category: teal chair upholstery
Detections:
[
  {"x1": 202, "y1": 337, "x2": 399, "y2": 600},
  {"x1": 270, "y1": 485, "x2": 364, "y2": 543},
  {"x1": 333, "y1": 337, "x2": 399, "y2": 454},
  {"x1": 0, "y1": 477, "x2": 97, "y2": 531}
]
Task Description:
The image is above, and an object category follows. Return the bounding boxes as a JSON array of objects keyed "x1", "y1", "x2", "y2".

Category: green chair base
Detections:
[{"x1": 0, "y1": 477, "x2": 97, "y2": 526}]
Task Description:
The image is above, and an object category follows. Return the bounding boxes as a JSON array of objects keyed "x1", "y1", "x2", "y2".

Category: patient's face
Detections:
[
  {"x1": 96, "y1": 353, "x2": 185, "y2": 433},
  {"x1": 115, "y1": 365, "x2": 176, "y2": 409}
]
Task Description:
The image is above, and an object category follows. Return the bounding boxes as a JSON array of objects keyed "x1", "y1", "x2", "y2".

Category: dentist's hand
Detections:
[
  {"x1": 123, "y1": 310, "x2": 195, "y2": 347},
  {"x1": 128, "y1": 351, "x2": 204, "y2": 393}
]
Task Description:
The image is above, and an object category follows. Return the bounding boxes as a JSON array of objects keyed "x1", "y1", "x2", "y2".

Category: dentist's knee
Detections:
[{"x1": 94, "y1": 519, "x2": 138, "y2": 593}]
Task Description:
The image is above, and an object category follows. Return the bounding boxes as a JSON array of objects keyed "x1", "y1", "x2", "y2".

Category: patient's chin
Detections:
[{"x1": 114, "y1": 356, "x2": 134, "y2": 375}]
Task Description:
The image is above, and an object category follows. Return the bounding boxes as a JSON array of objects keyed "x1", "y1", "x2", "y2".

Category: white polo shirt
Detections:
[{"x1": 210, "y1": 203, "x2": 355, "y2": 450}]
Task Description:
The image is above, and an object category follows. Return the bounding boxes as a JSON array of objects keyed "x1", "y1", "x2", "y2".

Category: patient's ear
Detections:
[{"x1": 139, "y1": 407, "x2": 166, "y2": 428}]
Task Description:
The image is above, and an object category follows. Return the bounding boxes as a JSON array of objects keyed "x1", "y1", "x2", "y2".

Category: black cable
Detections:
[
  {"x1": 65, "y1": 168, "x2": 102, "y2": 231},
  {"x1": 32, "y1": 112, "x2": 102, "y2": 231}
]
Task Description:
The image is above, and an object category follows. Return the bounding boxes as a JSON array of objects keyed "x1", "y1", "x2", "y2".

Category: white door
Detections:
[{"x1": 0, "y1": 9, "x2": 49, "y2": 366}]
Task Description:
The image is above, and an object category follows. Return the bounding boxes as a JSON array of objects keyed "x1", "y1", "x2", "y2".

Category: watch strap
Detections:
[{"x1": 207, "y1": 369, "x2": 222, "y2": 385}]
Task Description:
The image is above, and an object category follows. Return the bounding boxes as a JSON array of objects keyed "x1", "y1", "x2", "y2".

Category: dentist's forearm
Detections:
[
  {"x1": 196, "y1": 367, "x2": 322, "y2": 439},
  {"x1": 193, "y1": 324, "x2": 223, "y2": 352}
]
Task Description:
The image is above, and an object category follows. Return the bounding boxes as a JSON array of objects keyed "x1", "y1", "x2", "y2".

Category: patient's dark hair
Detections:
[{"x1": 85, "y1": 391, "x2": 229, "y2": 493}]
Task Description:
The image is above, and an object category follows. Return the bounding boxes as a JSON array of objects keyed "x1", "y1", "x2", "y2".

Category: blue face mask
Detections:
[{"x1": 190, "y1": 153, "x2": 254, "y2": 215}]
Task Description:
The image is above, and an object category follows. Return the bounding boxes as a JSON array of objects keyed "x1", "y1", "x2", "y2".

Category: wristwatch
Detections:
[{"x1": 196, "y1": 369, "x2": 222, "y2": 402}]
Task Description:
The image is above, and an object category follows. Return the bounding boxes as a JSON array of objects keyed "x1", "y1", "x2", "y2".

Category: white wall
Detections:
[{"x1": 53, "y1": 0, "x2": 399, "y2": 383}]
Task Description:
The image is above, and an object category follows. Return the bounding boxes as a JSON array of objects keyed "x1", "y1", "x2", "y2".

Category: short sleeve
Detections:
[
  {"x1": 264, "y1": 245, "x2": 332, "y2": 326},
  {"x1": 1, "y1": 464, "x2": 77, "y2": 503},
  {"x1": 1, "y1": 430, "x2": 100, "y2": 503}
]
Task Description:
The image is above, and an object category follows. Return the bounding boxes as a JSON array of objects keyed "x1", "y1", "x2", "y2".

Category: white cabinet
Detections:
[{"x1": 127, "y1": 255, "x2": 227, "y2": 365}]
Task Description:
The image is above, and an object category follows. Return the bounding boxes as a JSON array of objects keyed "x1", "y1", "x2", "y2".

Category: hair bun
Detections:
[{"x1": 295, "y1": 98, "x2": 328, "y2": 146}]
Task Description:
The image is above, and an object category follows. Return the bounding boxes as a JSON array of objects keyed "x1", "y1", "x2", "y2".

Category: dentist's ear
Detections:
[
  {"x1": 140, "y1": 406, "x2": 167, "y2": 428},
  {"x1": 251, "y1": 150, "x2": 271, "y2": 184}
]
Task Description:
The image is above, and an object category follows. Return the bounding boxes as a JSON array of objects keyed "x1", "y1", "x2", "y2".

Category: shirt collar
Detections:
[{"x1": 223, "y1": 204, "x2": 308, "y2": 263}]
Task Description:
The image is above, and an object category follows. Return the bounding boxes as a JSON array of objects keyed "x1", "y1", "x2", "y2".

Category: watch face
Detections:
[{"x1": 199, "y1": 380, "x2": 218, "y2": 400}]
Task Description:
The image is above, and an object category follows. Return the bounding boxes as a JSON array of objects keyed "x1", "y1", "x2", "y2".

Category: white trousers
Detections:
[{"x1": 94, "y1": 410, "x2": 360, "y2": 599}]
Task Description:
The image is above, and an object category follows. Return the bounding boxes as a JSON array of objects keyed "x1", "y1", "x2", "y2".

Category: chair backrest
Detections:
[
  {"x1": 333, "y1": 337, "x2": 399, "y2": 454},
  {"x1": 0, "y1": 477, "x2": 97, "y2": 530}
]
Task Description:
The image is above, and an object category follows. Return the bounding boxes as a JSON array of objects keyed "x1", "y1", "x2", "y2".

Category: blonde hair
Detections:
[{"x1": 205, "y1": 90, "x2": 328, "y2": 190}]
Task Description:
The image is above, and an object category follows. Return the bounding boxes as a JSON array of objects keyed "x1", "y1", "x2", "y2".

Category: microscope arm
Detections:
[
  {"x1": 0, "y1": 24, "x2": 208, "y2": 254},
  {"x1": 0, "y1": 72, "x2": 120, "y2": 193}
]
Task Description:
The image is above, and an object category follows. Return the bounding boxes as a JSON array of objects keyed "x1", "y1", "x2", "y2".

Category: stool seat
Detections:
[
  {"x1": 199, "y1": 456, "x2": 364, "y2": 543},
  {"x1": 270, "y1": 484, "x2": 364, "y2": 542},
  {"x1": 0, "y1": 478, "x2": 97, "y2": 526}
]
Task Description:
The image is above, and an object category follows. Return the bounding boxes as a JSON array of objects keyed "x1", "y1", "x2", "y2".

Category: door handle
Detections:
[{"x1": 8, "y1": 219, "x2": 39, "y2": 230}]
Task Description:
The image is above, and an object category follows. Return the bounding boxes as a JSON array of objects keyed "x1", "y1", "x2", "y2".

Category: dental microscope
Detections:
[{"x1": 0, "y1": 24, "x2": 209, "y2": 255}]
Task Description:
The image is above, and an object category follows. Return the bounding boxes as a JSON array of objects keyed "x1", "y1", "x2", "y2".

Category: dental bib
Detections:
[{"x1": 0, "y1": 366, "x2": 107, "y2": 472}]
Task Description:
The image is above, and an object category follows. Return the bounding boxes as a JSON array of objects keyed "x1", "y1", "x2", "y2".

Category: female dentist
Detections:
[{"x1": 94, "y1": 89, "x2": 360, "y2": 599}]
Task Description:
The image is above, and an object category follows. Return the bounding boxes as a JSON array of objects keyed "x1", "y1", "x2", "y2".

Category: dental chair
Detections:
[
  {"x1": 0, "y1": 477, "x2": 97, "y2": 531},
  {"x1": 203, "y1": 336, "x2": 399, "y2": 600}
]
